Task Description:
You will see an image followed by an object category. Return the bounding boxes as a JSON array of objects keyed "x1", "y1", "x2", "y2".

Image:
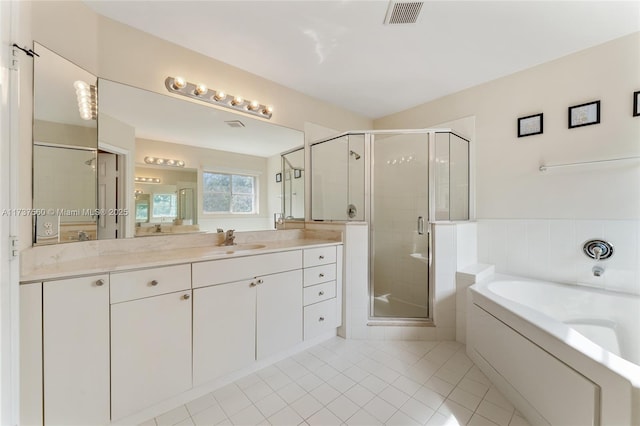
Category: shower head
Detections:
[{"x1": 350, "y1": 150, "x2": 361, "y2": 160}]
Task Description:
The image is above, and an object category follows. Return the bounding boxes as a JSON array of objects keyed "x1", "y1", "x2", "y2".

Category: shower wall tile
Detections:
[{"x1": 476, "y1": 219, "x2": 640, "y2": 295}]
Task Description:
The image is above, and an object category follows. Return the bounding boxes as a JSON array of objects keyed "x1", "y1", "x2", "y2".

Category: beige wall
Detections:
[{"x1": 375, "y1": 33, "x2": 640, "y2": 220}]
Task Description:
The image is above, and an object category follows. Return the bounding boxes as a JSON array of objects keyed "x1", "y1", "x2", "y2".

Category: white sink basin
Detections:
[{"x1": 213, "y1": 243, "x2": 267, "y2": 254}]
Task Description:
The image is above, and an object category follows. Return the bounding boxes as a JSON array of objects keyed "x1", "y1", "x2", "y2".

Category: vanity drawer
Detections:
[
  {"x1": 304, "y1": 298, "x2": 337, "y2": 340},
  {"x1": 303, "y1": 264, "x2": 336, "y2": 287},
  {"x1": 303, "y1": 246, "x2": 337, "y2": 268},
  {"x1": 192, "y1": 250, "x2": 302, "y2": 288},
  {"x1": 303, "y1": 281, "x2": 336, "y2": 306},
  {"x1": 110, "y1": 264, "x2": 191, "y2": 303}
]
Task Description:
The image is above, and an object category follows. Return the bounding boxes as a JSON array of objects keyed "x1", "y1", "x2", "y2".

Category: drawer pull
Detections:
[
  {"x1": 150, "y1": 280, "x2": 159, "y2": 286},
  {"x1": 319, "y1": 316, "x2": 325, "y2": 322},
  {"x1": 257, "y1": 279, "x2": 264, "y2": 284},
  {"x1": 319, "y1": 273, "x2": 325, "y2": 278},
  {"x1": 319, "y1": 291, "x2": 325, "y2": 296},
  {"x1": 250, "y1": 282, "x2": 257, "y2": 287},
  {"x1": 319, "y1": 255, "x2": 325, "y2": 260},
  {"x1": 183, "y1": 294, "x2": 190, "y2": 300},
  {"x1": 95, "y1": 279, "x2": 105, "y2": 287}
]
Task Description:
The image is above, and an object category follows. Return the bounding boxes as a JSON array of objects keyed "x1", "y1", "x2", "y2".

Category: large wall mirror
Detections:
[
  {"x1": 33, "y1": 43, "x2": 98, "y2": 244},
  {"x1": 32, "y1": 44, "x2": 304, "y2": 245}
]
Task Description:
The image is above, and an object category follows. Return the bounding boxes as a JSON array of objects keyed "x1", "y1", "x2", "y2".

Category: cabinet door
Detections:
[
  {"x1": 193, "y1": 281, "x2": 256, "y2": 386},
  {"x1": 111, "y1": 291, "x2": 192, "y2": 420},
  {"x1": 43, "y1": 274, "x2": 110, "y2": 425},
  {"x1": 20, "y1": 282, "x2": 43, "y2": 426},
  {"x1": 257, "y1": 270, "x2": 303, "y2": 360}
]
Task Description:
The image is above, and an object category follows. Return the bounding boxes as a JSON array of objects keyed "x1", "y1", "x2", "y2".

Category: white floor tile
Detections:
[
  {"x1": 400, "y1": 397, "x2": 435, "y2": 424},
  {"x1": 254, "y1": 392, "x2": 288, "y2": 418},
  {"x1": 359, "y1": 374, "x2": 388, "y2": 394},
  {"x1": 306, "y1": 408, "x2": 343, "y2": 426},
  {"x1": 156, "y1": 405, "x2": 190, "y2": 426},
  {"x1": 229, "y1": 404, "x2": 265, "y2": 426},
  {"x1": 345, "y1": 408, "x2": 384, "y2": 426},
  {"x1": 191, "y1": 403, "x2": 228, "y2": 426},
  {"x1": 139, "y1": 339, "x2": 534, "y2": 426},
  {"x1": 268, "y1": 406, "x2": 304, "y2": 426},
  {"x1": 290, "y1": 394, "x2": 323, "y2": 419},
  {"x1": 309, "y1": 383, "x2": 341, "y2": 405},
  {"x1": 378, "y1": 385, "x2": 411, "y2": 408},
  {"x1": 343, "y1": 384, "x2": 375, "y2": 407},
  {"x1": 363, "y1": 396, "x2": 397, "y2": 423},
  {"x1": 326, "y1": 395, "x2": 359, "y2": 421},
  {"x1": 277, "y1": 382, "x2": 307, "y2": 404},
  {"x1": 476, "y1": 400, "x2": 514, "y2": 426},
  {"x1": 386, "y1": 410, "x2": 421, "y2": 426}
]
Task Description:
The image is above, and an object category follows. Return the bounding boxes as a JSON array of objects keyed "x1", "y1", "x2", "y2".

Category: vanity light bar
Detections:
[
  {"x1": 74, "y1": 80, "x2": 97, "y2": 121},
  {"x1": 144, "y1": 156, "x2": 185, "y2": 167},
  {"x1": 135, "y1": 177, "x2": 161, "y2": 184},
  {"x1": 165, "y1": 76, "x2": 273, "y2": 120}
]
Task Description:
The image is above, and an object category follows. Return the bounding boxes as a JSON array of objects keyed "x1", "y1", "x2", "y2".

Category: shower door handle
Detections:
[
  {"x1": 417, "y1": 216, "x2": 424, "y2": 235},
  {"x1": 427, "y1": 223, "x2": 433, "y2": 267}
]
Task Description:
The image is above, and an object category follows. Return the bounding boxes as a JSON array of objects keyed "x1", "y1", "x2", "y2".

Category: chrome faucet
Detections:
[
  {"x1": 222, "y1": 229, "x2": 236, "y2": 246},
  {"x1": 78, "y1": 230, "x2": 89, "y2": 241}
]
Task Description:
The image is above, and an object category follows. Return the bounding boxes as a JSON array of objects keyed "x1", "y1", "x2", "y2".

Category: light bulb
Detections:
[
  {"x1": 166, "y1": 159, "x2": 175, "y2": 166},
  {"x1": 194, "y1": 84, "x2": 207, "y2": 96},
  {"x1": 156, "y1": 159, "x2": 164, "y2": 165},
  {"x1": 214, "y1": 90, "x2": 226, "y2": 101},
  {"x1": 145, "y1": 157, "x2": 155, "y2": 164},
  {"x1": 248, "y1": 100, "x2": 260, "y2": 111},
  {"x1": 172, "y1": 76, "x2": 187, "y2": 90},
  {"x1": 73, "y1": 80, "x2": 89, "y2": 91},
  {"x1": 177, "y1": 160, "x2": 185, "y2": 167},
  {"x1": 231, "y1": 96, "x2": 244, "y2": 106},
  {"x1": 262, "y1": 105, "x2": 273, "y2": 115}
]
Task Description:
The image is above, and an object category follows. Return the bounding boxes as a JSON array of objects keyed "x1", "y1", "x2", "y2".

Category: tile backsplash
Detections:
[{"x1": 477, "y1": 219, "x2": 640, "y2": 295}]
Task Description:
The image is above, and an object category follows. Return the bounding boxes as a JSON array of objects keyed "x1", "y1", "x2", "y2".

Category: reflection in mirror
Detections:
[
  {"x1": 99, "y1": 79, "x2": 304, "y2": 237},
  {"x1": 281, "y1": 147, "x2": 305, "y2": 220},
  {"x1": 32, "y1": 42, "x2": 98, "y2": 245}
]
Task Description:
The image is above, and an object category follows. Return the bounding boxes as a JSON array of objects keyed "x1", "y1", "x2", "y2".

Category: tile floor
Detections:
[{"x1": 141, "y1": 338, "x2": 531, "y2": 426}]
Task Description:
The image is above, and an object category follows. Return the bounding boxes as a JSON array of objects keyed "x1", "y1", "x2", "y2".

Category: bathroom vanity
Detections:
[{"x1": 20, "y1": 230, "x2": 343, "y2": 425}]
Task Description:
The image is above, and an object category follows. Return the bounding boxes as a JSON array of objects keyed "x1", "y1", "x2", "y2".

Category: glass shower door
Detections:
[{"x1": 371, "y1": 133, "x2": 430, "y2": 319}]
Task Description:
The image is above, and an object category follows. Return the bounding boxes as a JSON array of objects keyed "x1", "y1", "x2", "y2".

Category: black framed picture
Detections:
[
  {"x1": 568, "y1": 100, "x2": 600, "y2": 128},
  {"x1": 275, "y1": 173, "x2": 282, "y2": 183},
  {"x1": 517, "y1": 113, "x2": 543, "y2": 138},
  {"x1": 634, "y1": 91, "x2": 640, "y2": 117},
  {"x1": 293, "y1": 169, "x2": 302, "y2": 179}
]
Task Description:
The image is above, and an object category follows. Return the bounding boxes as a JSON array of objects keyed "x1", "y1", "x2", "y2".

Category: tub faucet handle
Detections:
[{"x1": 593, "y1": 246, "x2": 603, "y2": 261}]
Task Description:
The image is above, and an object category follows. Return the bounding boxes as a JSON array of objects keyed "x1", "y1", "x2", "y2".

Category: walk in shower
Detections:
[{"x1": 311, "y1": 130, "x2": 469, "y2": 321}]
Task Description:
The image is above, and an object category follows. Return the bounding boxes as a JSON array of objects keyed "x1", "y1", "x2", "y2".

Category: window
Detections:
[
  {"x1": 203, "y1": 171, "x2": 256, "y2": 214},
  {"x1": 152, "y1": 193, "x2": 177, "y2": 218}
]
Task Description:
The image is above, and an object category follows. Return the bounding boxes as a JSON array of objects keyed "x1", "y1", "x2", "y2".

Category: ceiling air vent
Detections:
[
  {"x1": 384, "y1": 1, "x2": 424, "y2": 25},
  {"x1": 224, "y1": 120, "x2": 245, "y2": 128}
]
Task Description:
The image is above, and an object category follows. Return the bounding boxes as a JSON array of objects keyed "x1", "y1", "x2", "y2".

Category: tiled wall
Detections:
[{"x1": 477, "y1": 219, "x2": 640, "y2": 295}]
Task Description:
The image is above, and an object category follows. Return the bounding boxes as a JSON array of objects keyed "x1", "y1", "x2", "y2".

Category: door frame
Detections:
[{"x1": 98, "y1": 142, "x2": 131, "y2": 238}]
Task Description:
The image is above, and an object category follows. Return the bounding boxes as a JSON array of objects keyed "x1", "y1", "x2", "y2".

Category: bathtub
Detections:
[{"x1": 467, "y1": 274, "x2": 640, "y2": 426}]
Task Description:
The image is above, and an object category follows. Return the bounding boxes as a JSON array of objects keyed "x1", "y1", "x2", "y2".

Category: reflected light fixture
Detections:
[
  {"x1": 135, "y1": 177, "x2": 161, "y2": 183},
  {"x1": 144, "y1": 156, "x2": 185, "y2": 167},
  {"x1": 74, "y1": 80, "x2": 97, "y2": 120},
  {"x1": 165, "y1": 76, "x2": 273, "y2": 119}
]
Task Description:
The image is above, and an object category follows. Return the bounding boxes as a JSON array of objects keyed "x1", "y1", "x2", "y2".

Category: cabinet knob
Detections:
[
  {"x1": 95, "y1": 279, "x2": 105, "y2": 287},
  {"x1": 257, "y1": 279, "x2": 264, "y2": 284},
  {"x1": 319, "y1": 291, "x2": 325, "y2": 296},
  {"x1": 319, "y1": 273, "x2": 325, "y2": 278},
  {"x1": 150, "y1": 280, "x2": 159, "y2": 286},
  {"x1": 318, "y1": 316, "x2": 325, "y2": 322},
  {"x1": 250, "y1": 282, "x2": 257, "y2": 287},
  {"x1": 183, "y1": 294, "x2": 190, "y2": 300},
  {"x1": 319, "y1": 255, "x2": 325, "y2": 260}
]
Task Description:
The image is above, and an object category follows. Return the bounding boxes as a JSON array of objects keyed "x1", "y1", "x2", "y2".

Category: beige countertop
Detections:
[{"x1": 21, "y1": 238, "x2": 341, "y2": 283}]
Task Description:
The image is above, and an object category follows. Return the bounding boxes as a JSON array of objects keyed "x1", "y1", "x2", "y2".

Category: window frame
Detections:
[{"x1": 201, "y1": 170, "x2": 259, "y2": 215}]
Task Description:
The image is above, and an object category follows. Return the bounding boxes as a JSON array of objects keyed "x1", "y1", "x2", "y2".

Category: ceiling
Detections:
[
  {"x1": 84, "y1": 1, "x2": 640, "y2": 119},
  {"x1": 99, "y1": 79, "x2": 303, "y2": 157}
]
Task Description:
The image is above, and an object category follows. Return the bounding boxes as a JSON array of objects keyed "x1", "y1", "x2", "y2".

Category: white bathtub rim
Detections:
[{"x1": 469, "y1": 273, "x2": 640, "y2": 388}]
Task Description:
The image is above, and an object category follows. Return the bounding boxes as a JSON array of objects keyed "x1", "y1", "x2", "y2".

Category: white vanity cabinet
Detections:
[
  {"x1": 43, "y1": 274, "x2": 110, "y2": 426},
  {"x1": 110, "y1": 265, "x2": 192, "y2": 420},
  {"x1": 302, "y1": 246, "x2": 342, "y2": 340},
  {"x1": 192, "y1": 251, "x2": 303, "y2": 385}
]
